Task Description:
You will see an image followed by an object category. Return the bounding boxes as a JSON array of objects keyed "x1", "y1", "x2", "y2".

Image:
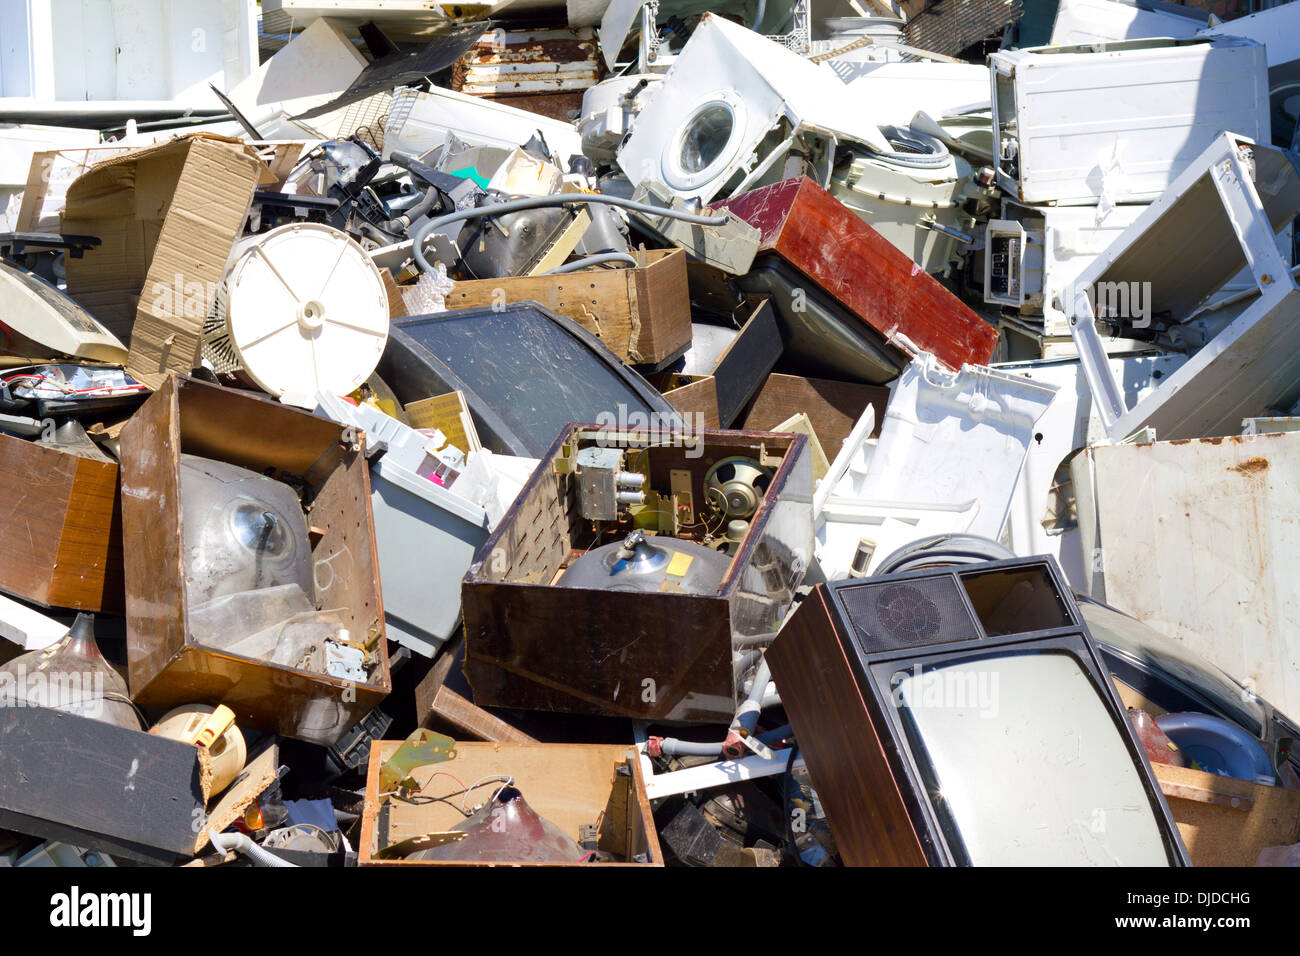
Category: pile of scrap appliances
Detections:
[{"x1": 2, "y1": 0, "x2": 1300, "y2": 870}]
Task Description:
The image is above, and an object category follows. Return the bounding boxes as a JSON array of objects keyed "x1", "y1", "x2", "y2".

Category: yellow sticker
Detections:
[{"x1": 666, "y1": 552, "x2": 694, "y2": 577}]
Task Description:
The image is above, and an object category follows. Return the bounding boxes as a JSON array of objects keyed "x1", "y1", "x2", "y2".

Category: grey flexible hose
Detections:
[
  {"x1": 379, "y1": 185, "x2": 441, "y2": 234},
  {"x1": 860, "y1": 124, "x2": 953, "y2": 171},
  {"x1": 409, "y1": 194, "x2": 729, "y2": 274},
  {"x1": 542, "y1": 253, "x2": 638, "y2": 274},
  {"x1": 654, "y1": 723, "x2": 793, "y2": 758},
  {"x1": 874, "y1": 534, "x2": 1015, "y2": 575},
  {"x1": 658, "y1": 738, "x2": 726, "y2": 757},
  {"x1": 722, "y1": 656, "x2": 772, "y2": 757}
]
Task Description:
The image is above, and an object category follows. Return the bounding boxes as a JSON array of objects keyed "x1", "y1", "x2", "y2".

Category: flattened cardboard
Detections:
[
  {"x1": 60, "y1": 136, "x2": 264, "y2": 388},
  {"x1": 19, "y1": 140, "x2": 299, "y2": 234},
  {"x1": 17, "y1": 146, "x2": 135, "y2": 234}
]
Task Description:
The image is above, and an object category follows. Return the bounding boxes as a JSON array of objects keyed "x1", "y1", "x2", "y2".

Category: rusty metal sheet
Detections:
[
  {"x1": 1073, "y1": 429, "x2": 1300, "y2": 723},
  {"x1": 454, "y1": 27, "x2": 600, "y2": 94}
]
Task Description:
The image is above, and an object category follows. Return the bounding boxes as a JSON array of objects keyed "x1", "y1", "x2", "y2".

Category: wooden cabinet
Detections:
[{"x1": 119, "y1": 374, "x2": 391, "y2": 745}]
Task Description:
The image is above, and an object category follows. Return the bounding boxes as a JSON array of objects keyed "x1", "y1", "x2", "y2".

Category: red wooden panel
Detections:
[{"x1": 712, "y1": 177, "x2": 998, "y2": 372}]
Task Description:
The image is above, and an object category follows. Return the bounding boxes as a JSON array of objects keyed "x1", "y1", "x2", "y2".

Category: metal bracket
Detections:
[{"x1": 378, "y1": 729, "x2": 457, "y2": 793}]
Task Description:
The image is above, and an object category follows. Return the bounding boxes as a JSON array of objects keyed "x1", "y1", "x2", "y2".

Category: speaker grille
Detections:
[{"x1": 836, "y1": 576, "x2": 981, "y2": 653}]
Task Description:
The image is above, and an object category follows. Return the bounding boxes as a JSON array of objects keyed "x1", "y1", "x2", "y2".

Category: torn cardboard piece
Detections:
[{"x1": 60, "y1": 135, "x2": 265, "y2": 389}]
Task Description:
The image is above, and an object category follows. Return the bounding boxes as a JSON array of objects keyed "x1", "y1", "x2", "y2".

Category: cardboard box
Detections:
[
  {"x1": 461, "y1": 424, "x2": 813, "y2": 722},
  {"x1": 0, "y1": 706, "x2": 278, "y2": 866},
  {"x1": 119, "y1": 374, "x2": 391, "y2": 745},
  {"x1": 60, "y1": 135, "x2": 265, "y2": 388},
  {"x1": 17, "y1": 140, "x2": 303, "y2": 235},
  {"x1": 0, "y1": 433, "x2": 123, "y2": 612},
  {"x1": 443, "y1": 248, "x2": 691, "y2": 367},
  {"x1": 359, "y1": 741, "x2": 662, "y2": 867}
]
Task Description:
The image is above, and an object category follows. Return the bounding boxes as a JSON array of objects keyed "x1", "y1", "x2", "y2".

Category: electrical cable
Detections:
[
  {"x1": 541, "y1": 253, "x2": 638, "y2": 274},
  {"x1": 409, "y1": 194, "x2": 729, "y2": 274}
]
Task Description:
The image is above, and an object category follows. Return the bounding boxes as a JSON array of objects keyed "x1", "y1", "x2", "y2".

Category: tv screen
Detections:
[{"x1": 891, "y1": 650, "x2": 1171, "y2": 866}]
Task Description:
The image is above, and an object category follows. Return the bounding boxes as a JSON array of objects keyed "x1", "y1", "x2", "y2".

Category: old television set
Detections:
[{"x1": 767, "y1": 556, "x2": 1190, "y2": 866}]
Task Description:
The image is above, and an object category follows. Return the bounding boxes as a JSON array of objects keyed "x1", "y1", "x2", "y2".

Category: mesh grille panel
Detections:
[
  {"x1": 836, "y1": 576, "x2": 980, "y2": 653},
  {"x1": 904, "y1": 0, "x2": 1023, "y2": 58}
]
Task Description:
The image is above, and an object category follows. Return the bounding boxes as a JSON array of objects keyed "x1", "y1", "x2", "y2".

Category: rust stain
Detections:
[{"x1": 1230, "y1": 457, "x2": 1270, "y2": 476}]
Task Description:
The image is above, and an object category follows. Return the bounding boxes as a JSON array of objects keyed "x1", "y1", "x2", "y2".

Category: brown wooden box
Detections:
[
  {"x1": 0, "y1": 433, "x2": 123, "y2": 612},
  {"x1": 461, "y1": 423, "x2": 813, "y2": 723},
  {"x1": 118, "y1": 374, "x2": 391, "y2": 745},
  {"x1": 359, "y1": 741, "x2": 661, "y2": 867},
  {"x1": 1153, "y1": 762, "x2": 1300, "y2": 867},
  {"x1": 443, "y1": 248, "x2": 691, "y2": 367}
]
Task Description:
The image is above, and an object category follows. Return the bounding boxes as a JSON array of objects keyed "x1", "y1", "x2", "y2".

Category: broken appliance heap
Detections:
[{"x1": 2, "y1": 0, "x2": 1300, "y2": 869}]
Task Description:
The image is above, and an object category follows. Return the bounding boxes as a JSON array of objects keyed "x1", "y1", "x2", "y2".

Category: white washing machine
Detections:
[{"x1": 615, "y1": 13, "x2": 888, "y2": 203}]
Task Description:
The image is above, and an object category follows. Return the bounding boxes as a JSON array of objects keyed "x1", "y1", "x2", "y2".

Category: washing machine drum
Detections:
[
  {"x1": 663, "y1": 94, "x2": 751, "y2": 192},
  {"x1": 616, "y1": 14, "x2": 889, "y2": 202}
]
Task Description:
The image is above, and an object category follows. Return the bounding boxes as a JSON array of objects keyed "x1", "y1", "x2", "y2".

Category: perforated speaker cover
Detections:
[{"x1": 835, "y1": 575, "x2": 980, "y2": 653}]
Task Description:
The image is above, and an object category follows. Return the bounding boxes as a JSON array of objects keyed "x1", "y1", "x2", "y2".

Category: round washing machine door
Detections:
[{"x1": 662, "y1": 91, "x2": 749, "y2": 194}]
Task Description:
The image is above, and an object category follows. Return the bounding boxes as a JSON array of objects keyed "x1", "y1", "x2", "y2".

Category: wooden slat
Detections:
[{"x1": 415, "y1": 636, "x2": 538, "y2": 744}]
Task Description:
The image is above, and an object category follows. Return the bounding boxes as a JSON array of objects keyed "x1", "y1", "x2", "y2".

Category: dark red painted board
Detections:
[{"x1": 711, "y1": 177, "x2": 998, "y2": 372}]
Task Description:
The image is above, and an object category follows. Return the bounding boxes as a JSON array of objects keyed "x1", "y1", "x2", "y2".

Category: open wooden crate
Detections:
[
  {"x1": 119, "y1": 374, "x2": 390, "y2": 745},
  {"x1": 359, "y1": 741, "x2": 662, "y2": 867},
  {"x1": 443, "y1": 248, "x2": 690, "y2": 368},
  {"x1": 461, "y1": 423, "x2": 813, "y2": 722}
]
